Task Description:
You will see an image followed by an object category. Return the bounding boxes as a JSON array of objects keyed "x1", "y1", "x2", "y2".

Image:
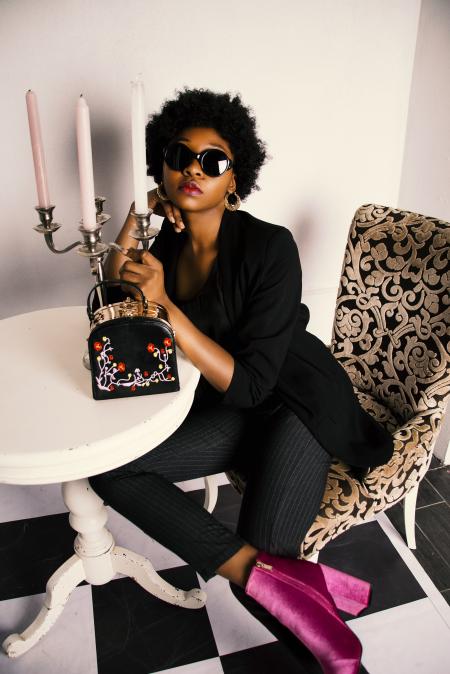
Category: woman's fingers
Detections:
[
  {"x1": 140, "y1": 251, "x2": 163, "y2": 269},
  {"x1": 172, "y1": 206, "x2": 185, "y2": 232},
  {"x1": 146, "y1": 187, "x2": 185, "y2": 233},
  {"x1": 119, "y1": 251, "x2": 166, "y2": 304},
  {"x1": 120, "y1": 260, "x2": 145, "y2": 275},
  {"x1": 160, "y1": 201, "x2": 184, "y2": 232}
]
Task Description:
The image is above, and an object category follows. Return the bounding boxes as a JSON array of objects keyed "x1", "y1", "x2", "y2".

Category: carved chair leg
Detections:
[{"x1": 404, "y1": 484, "x2": 419, "y2": 549}]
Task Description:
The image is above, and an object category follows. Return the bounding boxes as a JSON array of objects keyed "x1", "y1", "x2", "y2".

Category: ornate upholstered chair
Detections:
[{"x1": 202, "y1": 204, "x2": 450, "y2": 560}]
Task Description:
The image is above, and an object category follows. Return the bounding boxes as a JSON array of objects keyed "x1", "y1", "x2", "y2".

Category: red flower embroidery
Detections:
[
  {"x1": 143, "y1": 371, "x2": 149, "y2": 377},
  {"x1": 94, "y1": 341, "x2": 103, "y2": 352},
  {"x1": 117, "y1": 362, "x2": 126, "y2": 373},
  {"x1": 131, "y1": 385, "x2": 136, "y2": 392},
  {"x1": 161, "y1": 348, "x2": 165, "y2": 355},
  {"x1": 147, "y1": 343, "x2": 155, "y2": 352},
  {"x1": 108, "y1": 355, "x2": 114, "y2": 361},
  {"x1": 164, "y1": 338, "x2": 172, "y2": 347},
  {"x1": 109, "y1": 385, "x2": 115, "y2": 391}
]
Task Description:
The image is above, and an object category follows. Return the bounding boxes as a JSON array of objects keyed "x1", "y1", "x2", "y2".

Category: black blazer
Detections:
[{"x1": 151, "y1": 208, "x2": 394, "y2": 469}]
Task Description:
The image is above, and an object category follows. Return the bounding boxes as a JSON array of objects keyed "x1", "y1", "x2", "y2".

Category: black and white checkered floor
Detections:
[{"x1": 0, "y1": 462, "x2": 449, "y2": 673}]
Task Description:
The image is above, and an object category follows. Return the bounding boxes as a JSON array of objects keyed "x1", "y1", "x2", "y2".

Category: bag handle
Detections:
[{"x1": 86, "y1": 280, "x2": 147, "y2": 321}]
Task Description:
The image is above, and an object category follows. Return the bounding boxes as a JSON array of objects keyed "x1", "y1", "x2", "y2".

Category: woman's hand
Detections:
[
  {"x1": 119, "y1": 250, "x2": 168, "y2": 305},
  {"x1": 148, "y1": 187, "x2": 185, "y2": 233},
  {"x1": 105, "y1": 188, "x2": 184, "y2": 281}
]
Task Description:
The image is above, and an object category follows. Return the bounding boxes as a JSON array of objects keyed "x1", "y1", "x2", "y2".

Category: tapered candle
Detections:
[
  {"x1": 76, "y1": 95, "x2": 97, "y2": 231},
  {"x1": 26, "y1": 90, "x2": 51, "y2": 208},
  {"x1": 131, "y1": 76, "x2": 148, "y2": 214}
]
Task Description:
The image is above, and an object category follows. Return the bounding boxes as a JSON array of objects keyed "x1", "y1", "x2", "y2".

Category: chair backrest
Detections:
[{"x1": 330, "y1": 204, "x2": 450, "y2": 424}]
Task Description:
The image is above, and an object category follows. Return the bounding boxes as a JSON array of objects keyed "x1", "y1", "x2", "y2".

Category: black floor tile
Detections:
[
  {"x1": 425, "y1": 467, "x2": 450, "y2": 504},
  {"x1": 0, "y1": 513, "x2": 83, "y2": 601},
  {"x1": 220, "y1": 640, "x2": 322, "y2": 674},
  {"x1": 428, "y1": 455, "x2": 443, "y2": 471},
  {"x1": 92, "y1": 566, "x2": 218, "y2": 674},
  {"x1": 386, "y1": 501, "x2": 450, "y2": 591},
  {"x1": 220, "y1": 640, "x2": 369, "y2": 674},
  {"x1": 416, "y1": 502, "x2": 450, "y2": 568},
  {"x1": 319, "y1": 519, "x2": 426, "y2": 617},
  {"x1": 416, "y1": 477, "x2": 445, "y2": 508}
]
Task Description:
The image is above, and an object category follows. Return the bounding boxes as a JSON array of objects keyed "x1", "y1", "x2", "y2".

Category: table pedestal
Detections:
[{"x1": 2, "y1": 478, "x2": 207, "y2": 658}]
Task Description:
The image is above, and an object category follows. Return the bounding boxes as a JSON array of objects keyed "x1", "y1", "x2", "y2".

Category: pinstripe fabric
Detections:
[{"x1": 89, "y1": 398, "x2": 330, "y2": 583}]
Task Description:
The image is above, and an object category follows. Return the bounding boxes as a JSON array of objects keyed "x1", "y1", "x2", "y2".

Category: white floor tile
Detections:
[
  {"x1": 351, "y1": 598, "x2": 450, "y2": 674},
  {"x1": 155, "y1": 656, "x2": 224, "y2": 673},
  {"x1": 376, "y1": 512, "x2": 450, "y2": 627},
  {"x1": 196, "y1": 573, "x2": 276, "y2": 656},
  {"x1": 0, "y1": 483, "x2": 66, "y2": 523},
  {"x1": 0, "y1": 584, "x2": 97, "y2": 674}
]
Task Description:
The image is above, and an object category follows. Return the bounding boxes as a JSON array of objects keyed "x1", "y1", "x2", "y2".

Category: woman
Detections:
[{"x1": 90, "y1": 88, "x2": 393, "y2": 673}]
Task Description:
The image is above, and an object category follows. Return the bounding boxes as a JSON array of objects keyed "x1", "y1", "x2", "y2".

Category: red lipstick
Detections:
[{"x1": 179, "y1": 180, "x2": 203, "y2": 195}]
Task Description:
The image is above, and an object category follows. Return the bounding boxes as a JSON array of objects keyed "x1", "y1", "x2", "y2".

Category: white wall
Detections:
[
  {"x1": 1, "y1": 0, "x2": 421, "y2": 342},
  {"x1": 398, "y1": 0, "x2": 450, "y2": 462},
  {"x1": 398, "y1": 0, "x2": 450, "y2": 222}
]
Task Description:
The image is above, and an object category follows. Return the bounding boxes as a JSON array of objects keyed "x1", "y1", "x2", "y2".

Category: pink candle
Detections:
[
  {"x1": 76, "y1": 95, "x2": 97, "y2": 231},
  {"x1": 26, "y1": 90, "x2": 51, "y2": 208}
]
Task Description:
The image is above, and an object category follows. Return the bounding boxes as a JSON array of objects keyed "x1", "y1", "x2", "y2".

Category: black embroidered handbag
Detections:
[{"x1": 87, "y1": 280, "x2": 180, "y2": 401}]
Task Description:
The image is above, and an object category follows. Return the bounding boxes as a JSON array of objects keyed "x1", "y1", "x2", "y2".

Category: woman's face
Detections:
[{"x1": 162, "y1": 126, "x2": 236, "y2": 213}]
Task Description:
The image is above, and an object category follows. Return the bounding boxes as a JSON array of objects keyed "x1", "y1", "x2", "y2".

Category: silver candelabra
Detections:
[{"x1": 33, "y1": 199, "x2": 159, "y2": 305}]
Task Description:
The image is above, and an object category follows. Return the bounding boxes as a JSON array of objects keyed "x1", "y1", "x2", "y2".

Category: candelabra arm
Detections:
[
  {"x1": 33, "y1": 197, "x2": 112, "y2": 308},
  {"x1": 34, "y1": 206, "x2": 82, "y2": 254},
  {"x1": 43, "y1": 232, "x2": 81, "y2": 254}
]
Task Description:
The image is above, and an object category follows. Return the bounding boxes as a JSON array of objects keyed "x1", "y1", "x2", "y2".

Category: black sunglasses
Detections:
[{"x1": 163, "y1": 142, "x2": 233, "y2": 177}]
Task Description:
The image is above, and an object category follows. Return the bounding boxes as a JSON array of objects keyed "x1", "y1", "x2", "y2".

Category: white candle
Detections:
[
  {"x1": 76, "y1": 95, "x2": 97, "y2": 231},
  {"x1": 131, "y1": 75, "x2": 148, "y2": 214},
  {"x1": 26, "y1": 90, "x2": 51, "y2": 208}
]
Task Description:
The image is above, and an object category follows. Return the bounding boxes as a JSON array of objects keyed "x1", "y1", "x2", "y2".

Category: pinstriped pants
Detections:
[{"x1": 89, "y1": 397, "x2": 331, "y2": 583}]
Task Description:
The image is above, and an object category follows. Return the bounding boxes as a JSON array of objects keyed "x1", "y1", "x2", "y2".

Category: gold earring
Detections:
[
  {"x1": 156, "y1": 183, "x2": 169, "y2": 201},
  {"x1": 224, "y1": 191, "x2": 241, "y2": 211}
]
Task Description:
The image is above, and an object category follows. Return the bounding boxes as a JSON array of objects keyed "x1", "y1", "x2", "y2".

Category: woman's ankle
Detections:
[{"x1": 215, "y1": 543, "x2": 259, "y2": 588}]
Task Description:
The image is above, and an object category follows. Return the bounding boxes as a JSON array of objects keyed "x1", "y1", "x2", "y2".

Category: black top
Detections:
[
  {"x1": 174, "y1": 257, "x2": 226, "y2": 410},
  {"x1": 174, "y1": 255, "x2": 283, "y2": 417},
  {"x1": 147, "y1": 209, "x2": 394, "y2": 468}
]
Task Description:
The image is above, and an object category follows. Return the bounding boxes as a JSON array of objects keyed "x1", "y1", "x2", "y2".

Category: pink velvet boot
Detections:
[{"x1": 245, "y1": 551, "x2": 370, "y2": 674}]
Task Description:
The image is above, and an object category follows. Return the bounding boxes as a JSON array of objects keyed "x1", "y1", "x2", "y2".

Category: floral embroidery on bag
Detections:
[{"x1": 94, "y1": 336, "x2": 176, "y2": 392}]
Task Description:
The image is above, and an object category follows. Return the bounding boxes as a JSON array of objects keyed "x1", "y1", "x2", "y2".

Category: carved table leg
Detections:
[
  {"x1": 2, "y1": 554, "x2": 85, "y2": 658},
  {"x1": 2, "y1": 477, "x2": 206, "y2": 658},
  {"x1": 112, "y1": 547, "x2": 206, "y2": 608}
]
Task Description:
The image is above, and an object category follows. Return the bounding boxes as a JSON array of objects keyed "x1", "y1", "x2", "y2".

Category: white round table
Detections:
[{"x1": 0, "y1": 306, "x2": 219, "y2": 658}]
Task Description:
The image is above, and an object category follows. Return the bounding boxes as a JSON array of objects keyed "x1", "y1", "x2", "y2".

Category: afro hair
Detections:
[{"x1": 145, "y1": 88, "x2": 267, "y2": 201}]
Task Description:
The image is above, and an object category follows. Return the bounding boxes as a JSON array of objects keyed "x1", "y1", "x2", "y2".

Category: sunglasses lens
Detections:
[
  {"x1": 164, "y1": 143, "x2": 232, "y2": 176},
  {"x1": 201, "y1": 149, "x2": 230, "y2": 176},
  {"x1": 164, "y1": 143, "x2": 192, "y2": 172}
]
